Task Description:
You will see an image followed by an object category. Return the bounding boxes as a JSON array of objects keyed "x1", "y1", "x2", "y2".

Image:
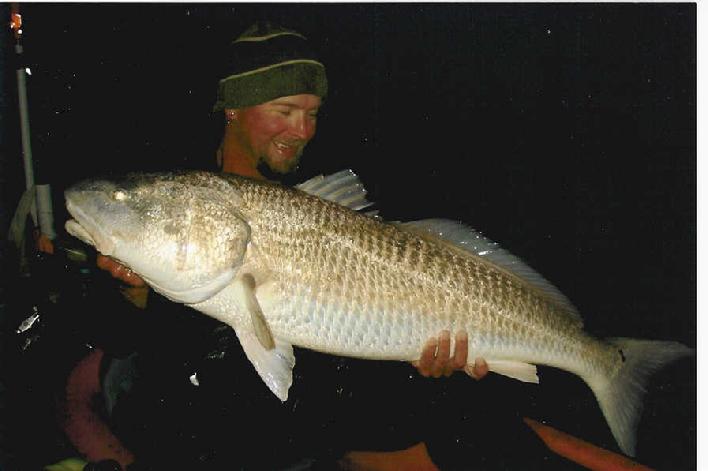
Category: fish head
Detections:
[{"x1": 65, "y1": 172, "x2": 250, "y2": 303}]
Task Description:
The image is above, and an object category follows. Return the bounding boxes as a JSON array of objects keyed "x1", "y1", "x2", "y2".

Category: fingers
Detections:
[
  {"x1": 466, "y1": 357, "x2": 490, "y2": 380},
  {"x1": 36, "y1": 233, "x2": 55, "y2": 254},
  {"x1": 413, "y1": 337, "x2": 439, "y2": 377},
  {"x1": 414, "y1": 330, "x2": 471, "y2": 378},
  {"x1": 96, "y1": 254, "x2": 111, "y2": 270},
  {"x1": 97, "y1": 255, "x2": 147, "y2": 287},
  {"x1": 432, "y1": 330, "x2": 451, "y2": 378},
  {"x1": 444, "y1": 331, "x2": 469, "y2": 377},
  {"x1": 413, "y1": 331, "x2": 488, "y2": 380}
]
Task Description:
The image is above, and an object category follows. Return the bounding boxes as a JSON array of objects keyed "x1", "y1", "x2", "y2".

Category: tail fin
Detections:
[{"x1": 586, "y1": 338, "x2": 692, "y2": 457}]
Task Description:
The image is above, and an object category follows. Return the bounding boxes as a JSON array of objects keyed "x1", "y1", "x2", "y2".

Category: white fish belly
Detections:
[{"x1": 260, "y1": 278, "x2": 607, "y2": 378}]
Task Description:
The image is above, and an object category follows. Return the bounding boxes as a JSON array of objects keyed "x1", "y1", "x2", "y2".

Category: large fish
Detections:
[{"x1": 64, "y1": 170, "x2": 691, "y2": 457}]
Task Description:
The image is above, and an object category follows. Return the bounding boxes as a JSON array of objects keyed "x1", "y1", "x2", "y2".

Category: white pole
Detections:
[
  {"x1": 36, "y1": 184, "x2": 55, "y2": 239},
  {"x1": 14, "y1": 42, "x2": 38, "y2": 227},
  {"x1": 11, "y1": 6, "x2": 55, "y2": 239}
]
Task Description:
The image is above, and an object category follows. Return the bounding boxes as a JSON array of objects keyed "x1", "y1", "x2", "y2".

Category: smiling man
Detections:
[
  {"x1": 213, "y1": 22, "x2": 327, "y2": 180},
  {"x1": 220, "y1": 93, "x2": 321, "y2": 177}
]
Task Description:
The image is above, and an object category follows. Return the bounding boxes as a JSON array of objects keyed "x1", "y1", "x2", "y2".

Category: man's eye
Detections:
[{"x1": 275, "y1": 108, "x2": 291, "y2": 116}]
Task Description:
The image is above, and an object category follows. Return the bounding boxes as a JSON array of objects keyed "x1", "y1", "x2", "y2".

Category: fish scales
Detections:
[
  {"x1": 64, "y1": 170, "x2": 692, "y2": 456},
  {"x1": 223, "y1": 176, "x2": 606, "y2": 373}
]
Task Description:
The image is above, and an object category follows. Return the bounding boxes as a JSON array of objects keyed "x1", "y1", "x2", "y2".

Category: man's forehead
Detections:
[{"x1": 267, "y1": 94, "x2": 321, "y2": 109}]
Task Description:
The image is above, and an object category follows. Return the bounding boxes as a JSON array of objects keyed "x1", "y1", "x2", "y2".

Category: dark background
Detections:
[{"x1": 0, "y1": 3, "x2": 696, "y2": 470}]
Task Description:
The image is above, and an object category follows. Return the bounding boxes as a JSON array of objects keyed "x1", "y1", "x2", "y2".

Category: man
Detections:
[{"x1": 94, "y1": 22, "x2": 488, "y2": 470}]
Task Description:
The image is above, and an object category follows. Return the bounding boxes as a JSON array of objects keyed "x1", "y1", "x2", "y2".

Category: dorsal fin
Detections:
[
  {"x1": 399, "y1": 218, "x2": 582, "y2": 326},
  {"x1": 295, "y1": 169, "x2": 373, "y2": 211}
]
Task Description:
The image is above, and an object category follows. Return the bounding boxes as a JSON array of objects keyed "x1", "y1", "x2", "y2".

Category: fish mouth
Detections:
[
  {"x1": 65, "y1": 219, "x2": 96, "y2": 247},
  {"x1": 64, "y1": 196, "x2": 115, "y2": 255}
]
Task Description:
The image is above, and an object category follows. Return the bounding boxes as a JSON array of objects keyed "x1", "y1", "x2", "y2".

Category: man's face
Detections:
[{"x1": 229, "y1": 94, "x2": 321, "y2": 174}]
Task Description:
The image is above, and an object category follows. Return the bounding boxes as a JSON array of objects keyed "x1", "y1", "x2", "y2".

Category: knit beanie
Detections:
[{"x1": 213, "y1": 22, "x2": 328, "y2": 111}]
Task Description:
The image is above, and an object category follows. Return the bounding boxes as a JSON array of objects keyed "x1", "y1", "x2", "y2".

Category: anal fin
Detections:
[{"x1": 485, "y1": 360, "x2": 539, "y2": 383}]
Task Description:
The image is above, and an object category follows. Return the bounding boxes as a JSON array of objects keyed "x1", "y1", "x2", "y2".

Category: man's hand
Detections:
[
  {"x1": 96, "y1": 255, "x2": 146, "y2": 287},
  {"x1": 96, "y1": 255, "x2": 149, "y2": 308},
  {"x1": 413, "y1": 330, "x2": 489, "y2": 379},
  {"x1": 36, "y1": 232, "x2": 55, "y2": 255}
]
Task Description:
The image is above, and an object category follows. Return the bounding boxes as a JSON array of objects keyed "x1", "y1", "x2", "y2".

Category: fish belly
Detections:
[{"x1": 260, "y1": 274, "x2": 612, "y2": 382}]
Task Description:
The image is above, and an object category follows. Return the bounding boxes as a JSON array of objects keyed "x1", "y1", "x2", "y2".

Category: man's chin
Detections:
[{"x1": 263, "y1": 153, "x2": 302, "y2": 175}]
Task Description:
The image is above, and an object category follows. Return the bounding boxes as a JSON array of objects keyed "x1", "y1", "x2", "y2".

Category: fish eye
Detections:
[{"x1": 113, "y1": 190, "x2": 127, "y2": 201}]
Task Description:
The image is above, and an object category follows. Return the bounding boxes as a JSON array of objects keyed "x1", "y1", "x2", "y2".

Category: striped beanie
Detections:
[{"x1": 213, "y1": 22, "x2": 328, "y2": 111}]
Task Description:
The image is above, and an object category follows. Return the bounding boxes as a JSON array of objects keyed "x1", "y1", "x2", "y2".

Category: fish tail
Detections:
[{"x1": 586, "y1": 337, "x2": 692, "y2": 457}]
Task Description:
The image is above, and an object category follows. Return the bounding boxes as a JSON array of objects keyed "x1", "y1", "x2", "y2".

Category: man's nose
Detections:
[{"x1": 289, "y1": 113, "x2": 315, "y2": 140}]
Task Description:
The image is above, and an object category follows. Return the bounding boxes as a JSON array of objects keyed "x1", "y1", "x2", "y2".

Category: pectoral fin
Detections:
[
  {"x1": 484, "y1": 360, "x2": 539, "y2": 383},
  {"x1": 233, "y1": 325, "x2": 295, "y2": 401},
  {"x1": 237, "y1": 273, "x2": 275, "y2": 350}
]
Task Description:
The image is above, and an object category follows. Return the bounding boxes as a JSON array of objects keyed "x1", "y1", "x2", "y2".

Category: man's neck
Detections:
[
  {"x1": 222, "y1": 156, "x2": 264, "y2": 180},
  {"x1": 220, "y1": 127, "x2": 265, "y2": 180}
]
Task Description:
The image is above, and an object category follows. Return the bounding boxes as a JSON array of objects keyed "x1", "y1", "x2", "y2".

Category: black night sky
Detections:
[{"x1": 0, "y1": 3, "x2": 696, "y2": 471}]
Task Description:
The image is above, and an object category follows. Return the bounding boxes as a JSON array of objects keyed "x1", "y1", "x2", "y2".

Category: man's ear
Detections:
[{"x1": 225, "y1": 108, "x2": 237, "y2": 123}]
